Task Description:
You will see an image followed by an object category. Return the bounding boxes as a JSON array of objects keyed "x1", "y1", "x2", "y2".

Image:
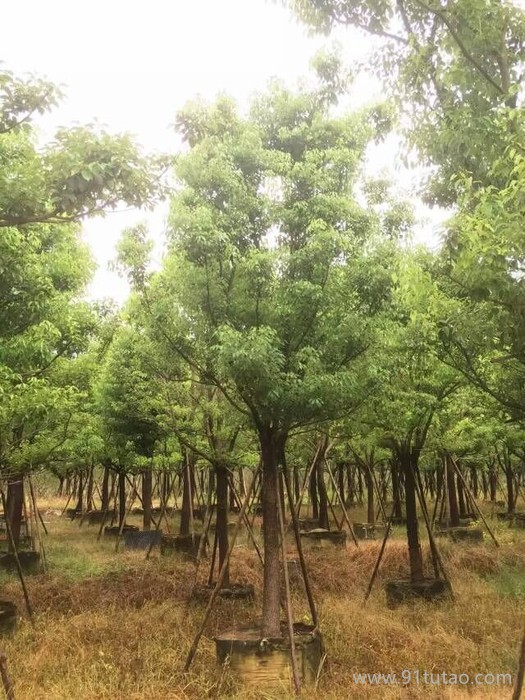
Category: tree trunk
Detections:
[
  {"x1": 489, "y1": 463, "x2": 497, "y2": 503},
  {"x1": 457, "y1": 464, "x2": 467, "y2": 518},
  {"x1": 75, "y1": 471, "x2": 84, "y2": 513},
  {"x1": 142, "y1": 469, "x2": 152, "y2": 531},
  {"x1": 215, "y1": 463, "x2": 229, "y2": 587},
  {"x1": 180, "y1": 453, "x2": 193, "y2": 536},
  {"x1": 260, "y1": 428, "x2": 283, "y2": 639},
  {"x1": 471, "y1": 467, "x2": 479, "y2": 498},
  {"x1": 6, "y1": 474, "x2": 24, "y2": 552},
  {"x1": 316, "y1": 444, "x2": 330, "y2": 530},
  {"x1": 401, "y1": 449, "x2": 424, "y2": 583},
  {"x1": 101, "y1": 462, "x2": 110, "y2": 512},
  {"x1": 364, "y1": 464, "x2": 375, "y2": 525},
  {"x1": 505, "y1": 464, "x2": 515, "y2": 514},
  {"x1": 309, "y1": 465, "x2": 319, "y2": 520},
  {"x1": 86, "y1": 463, "x2": 95, "y2": 512},
  {"x1": 346, "y1": 464, "x2": 355, "y2": 506},
  {"x1": 293, "y1": 463, "x2": 301, "y2": 504},
  {"x1": 118, "y1": 471, "x2": 126, "y2": 529},
  {"x1": 337, "y1": 463, "x2": 346, "y2": 507},
  {"x1": 446, "y1": 455, "x2": 460, "y2": 527},
  {"x1": 391, "y1": 458, "x2": 403, "y2": 519}
]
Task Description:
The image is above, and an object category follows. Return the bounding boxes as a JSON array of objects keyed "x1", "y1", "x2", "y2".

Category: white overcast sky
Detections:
[{"x1": 3, "y1": 0, "x2": 445, "y2": 302}]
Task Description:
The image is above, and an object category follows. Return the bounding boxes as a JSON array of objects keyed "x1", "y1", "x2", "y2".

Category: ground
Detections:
[{"x1": 0, "y1": 499, "x2": 523, "y2": 699}]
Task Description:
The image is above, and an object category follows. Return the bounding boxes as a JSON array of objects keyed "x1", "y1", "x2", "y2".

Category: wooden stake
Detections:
[
  {"x1": 278, "y1": 472, "x2": 300, "y2": 694},
  {"x1": 364, "y1": 507, "x2": 394, "y2": 602},
  {"x1": 512, "y1": 622, "x2": 525, "y2": 700},
  {"x1": 227, "y1": 473, "x2": 264, "y2": 566}
]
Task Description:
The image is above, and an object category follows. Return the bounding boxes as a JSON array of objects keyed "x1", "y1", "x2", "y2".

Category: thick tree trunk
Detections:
[
  {"x1": 118, "y1": 471, "x2": 126, "y2": 529},
  {"x1": 402, "y1": 450, "x2": 424, "y2": 583},
  {"x1": 446, "y1": 455, "x2": 460, "y2": 527},
  {"x1": 6, "y1": 474, "x2": 24, "y2": 552},
  {"x1": 142, "y1": 469, "x2": 152, "y2": 531},
  {"x1": 215, "y1": 463, "x2": 229, "y2": 587},
  {"x1": 260, "y1": 428, "x2": 283, "y2": 639}
]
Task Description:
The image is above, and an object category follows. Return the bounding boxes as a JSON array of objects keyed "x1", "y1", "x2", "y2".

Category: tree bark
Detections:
[
  {"x1": 309, "y1": 464, "x2": 319, "y2": 520},
  {"x1": 364, "y1": 463, "x2": 375, "y2": 525},
  {"x1": 316, "y1": 448, "x2": 329, "y2": 530},
  {"x1": 391, "y1": 458, "x2": 403, "y2": 519},
  {"x1": 6, "y1": 474, "x2": 24, "y2": 552},
  {"x1": 260, "y1": 428, "x2": 283, "y2": 638},
  {"x1": 118, "y1": 471, "x2": 126, "y2": 529},
  {"x1": 446, "y1": 455, "x2": 460, "y2": 527},
  {"x1": 101, "y1": 462, "x2": 110, "y2": 512},
  {"x1": 142, "y1": 469, "x2": 152, "y2": 531},
  {"x1": 75, "y1": 471, "x2": 84, "y2": 513},
  {"x1": 215, "y1": 463, "x2": 229, "y2": 587},
  {"x1": 402, "y1": 449, "x2": 424, "y2": 583}
]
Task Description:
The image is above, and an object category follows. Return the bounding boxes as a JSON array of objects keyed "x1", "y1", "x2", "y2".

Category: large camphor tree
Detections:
[{"x1": 121, "y1": 56, "x2": 398, "y2": 637}]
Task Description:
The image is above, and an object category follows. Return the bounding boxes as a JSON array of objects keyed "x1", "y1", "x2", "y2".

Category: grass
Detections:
[{"x1": 0, "y1": 504, "x2": 523, "y2": 698}]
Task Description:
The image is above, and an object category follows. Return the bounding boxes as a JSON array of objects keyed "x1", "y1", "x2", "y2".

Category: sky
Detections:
[{"x1": 3, "y1": 0, "x2": 445, "y2": 302}]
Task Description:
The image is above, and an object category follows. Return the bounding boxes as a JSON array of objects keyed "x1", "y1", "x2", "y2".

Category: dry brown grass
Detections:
[{"x1": 0, "y1": 509, "x2": 523, "y2": 699}]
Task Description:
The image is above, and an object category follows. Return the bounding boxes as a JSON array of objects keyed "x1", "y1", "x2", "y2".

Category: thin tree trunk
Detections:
[
  {"x1": 118, "y1": 471, "x2": 126, "y2": 529},
  {"x1": 101, "y1": 463, "x2": 110, "y2": 512},
  {"x1": 215, "y1": 463, "x2": 229, "y2": 587},
  {"x1": 446, "y1": 455, "x2": 460, "y2": 527},
  {"x1": 142, "y1": 469, "x2": 152, "y2": 531}
]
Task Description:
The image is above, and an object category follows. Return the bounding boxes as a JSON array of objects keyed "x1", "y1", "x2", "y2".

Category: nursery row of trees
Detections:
[{"x1": 2, "y1": 0, "x2": 525, "y2": 638}]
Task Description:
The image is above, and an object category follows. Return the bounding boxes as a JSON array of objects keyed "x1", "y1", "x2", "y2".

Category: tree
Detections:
[
  {"x1": 121, "y1": 57, "x2": 395, "y2": 637},
  {"x1": 0, "y1": 69, "x2": 167, "y2": 227},
  {"x1": 284, "y1": 0, "x2": 525, "y2": 204}
]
